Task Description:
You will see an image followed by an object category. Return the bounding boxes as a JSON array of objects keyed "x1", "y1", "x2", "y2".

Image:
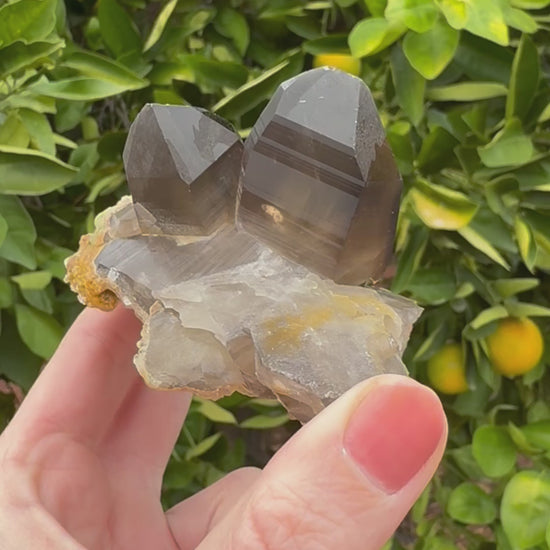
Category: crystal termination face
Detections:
[{"x1": 66, "y1": 69, "x2": 420, "y2": 422}]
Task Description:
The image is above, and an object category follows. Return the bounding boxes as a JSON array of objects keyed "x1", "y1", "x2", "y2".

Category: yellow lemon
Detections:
[
  {"x1": 312, "y1": 53, "x2": 361, "y2": 76},
  {"x1": 427, "y1": 343, "x2": 469, "y2": 395},
  {"x1": 487, "y1": 317, "x2": 544, "y2": 377}
]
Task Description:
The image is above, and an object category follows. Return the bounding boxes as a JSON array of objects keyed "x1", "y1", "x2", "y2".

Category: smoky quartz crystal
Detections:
[
  {"x1": 124, "y1": 104, "x2": 243, "y2": 236},
  {"x1": 66, "y1": 67, "x2": 420, "y2": 422},
  {"x1": 237, "y1": 69, "x2": 402, "y2": 284}
]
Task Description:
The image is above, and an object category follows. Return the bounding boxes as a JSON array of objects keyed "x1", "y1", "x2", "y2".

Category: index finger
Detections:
[{"x1": 8, "y1": 306, "x2": 142, "y2": 448}]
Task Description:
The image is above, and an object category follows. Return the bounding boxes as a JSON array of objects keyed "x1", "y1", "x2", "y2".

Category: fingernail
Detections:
[{"x1": 343, "y1": 382, "x2": 445, "y2": 494}]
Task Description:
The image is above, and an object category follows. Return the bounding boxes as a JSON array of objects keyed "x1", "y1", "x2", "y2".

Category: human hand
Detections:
[{"x1": 0, "y1": 306, "x2": 447, "y2": 550}]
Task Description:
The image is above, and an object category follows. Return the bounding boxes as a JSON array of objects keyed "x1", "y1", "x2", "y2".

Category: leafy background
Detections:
[{"x1": 1, "y1": 0, "x2": 550, "y2": 548}]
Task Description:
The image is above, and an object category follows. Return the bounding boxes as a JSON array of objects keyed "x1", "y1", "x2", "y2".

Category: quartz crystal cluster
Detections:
[{"x1": 66, "y1": 67, "x2": 421, "y2": 422}]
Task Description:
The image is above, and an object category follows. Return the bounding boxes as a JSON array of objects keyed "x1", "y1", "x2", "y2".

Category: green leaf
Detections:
[
  {"x1": 387, "y1": 121, "x2": 414, "y2": 174},
  {"x1": 492, "y1": 278, "x2": 539, "y2": 298},
  {"x1": 163, "y1": 459, "x2": 201, "y2": 490},
  {"x1": 185, "y1": 433, "x2": 222, "y2": 460},
  {"x1": 86, "y1": 173, "x2": 125, "y2": 203},
  {"x1": 472, "y1": 425, "x2": 517, "y2": 477},
  {"x1": 62, "y1": 50, "x2": 148, "y2": 88},
  {"x1": 521, "y1": 421, "x2": 550, "y2": 452},
  {"x1": 180, "y1": 9, "x2": 216, "y2": 37},
  {"x1": 422, "y1": 537, "x2": 459, "y2": 550},
  {"x1": 478, "y1": 119, "x2": 534, "y2": 168},
  {"x1": 0, "y1": 277, "x2": 13, "y2": 309},
  {"x1": 0, "y1": 196, "x2": 36, "y2": 269},
  {"x1": 501, "y1": 471, "x2": 550, "y2": 549},
  {"x1": 194, "y1": 398, "x2": 237, "y2": 425},
  {"x1": 539, "y1": 102, "x2": 550, "y2": 123},
  {"x1": 11, "y1": 271, "x2": 52, "y2": 290},
  {"x1": 427, "y1": 82, "x2": 508, "y2": 102},
  {"x1": 458, "y1": 225, "x2": 510, "y2": 269},
  {"x1": 213, "y1": 52, "x2": 303, "y2": 119},
  {"x1": 447, "y1": 482, "x2": 497, "y2": 524},
  {"x1": 0, "y1": 215, "x2": 7, "y2": 248},
  {"x1": 449, "y1": 445, "x2": 486, "y2": 480},
  {"x1": 18, "y1": 109, "x2": 55, "y2": 156},
  {"x1": 304, "y1": 35, "x2": 350, "y2": 55},
  {"x1": 188, "y1": 56, "x2": 248, "y2": 89},
  {"x1": 0, "y1": 0, "x2": 57, "y2": 47},
  {"x1": 241, "y1": 413, "x2": 290, "y2": 429},
  {"x1": 392, "y1": 226, "x2": 428, "y2": 293},
  {"x1": 506, "y1": 35, "x2": 540, "y2": 121},
  {"x1": 214, "y1": 8, "x2": 250, "y2": 56},
  {"x1": 0, "y1": 146, "x2": 77, "y2": 195},
  {"x1": 515, "y1": 217, "x2": 537, "y2": 272},
  {"x1": 511, "y1": 0, "x2": 550, "y2": 6},
  {"x1": 97, "y1": 0, "x2": 141, "y2": 58},
  {"x1": 406, "y1": 267, "x2": 456, "y2": 305},
  {"x1": 468, "y1": 207, "x2": 516, "y2": 254},
  {"x1": 436, "y1": 0, "x2": 468, "y2": 29},
  {"x1": 506, "y1": 302, "x2": 550, "y2": 318},
  {"x1": 0, "y1": 113, "x2": 29, "y2": 149},
  {"x1": 385, "y1": 0, "x2": 438, "y2": 33},
  {"x1": 469, "y1": 306, "x2": 509, "y2": 330},
  {"x1": 0, "y1": 39, "x2": 64, "y2": 79},
  {"x1": 403, "y1": 20, "x2": 459, "y2": 80},
  {"x1": 348, "y1": 17, "x2": 405, "y2": 58},
  {"x1": 410, "y1": 178, "x2": 478, "y2": 230},
  {"x1": 15, "y1": 304, "x2": 64, "y2": 360},
  {"x1": 454, "y1": 34, "x2": 513, "y2": 84},
  {"x1": 143, "y1": 0, "x2": 178, "y2": 52},
  {"x1": 412, "y1": 483, "x2": 431, "y2": 523},
  {"x1": 36, "y1": 243, "x2": 72, "y2": 280},
  {"x1": 286, "y1": 15, "x2": 322, "y2": 40},
  {"x1": 505, "y1": 7, "x2": 538, "y2": 33},
  {"x1": 416, "y1": 126, "x2": 458, "y2": 173},
  {"x1": 464, "y1": 0, "x2": 509, "y2": 46},
  {"x1": 507, "y1": 422, "x2": 540, "y2": 453},
  {"x1": 21, "y1": 288, "x2": 54, "y2": 314},
  {"x1": 33, "y1": 77, "x2": 145, "y2": 101},
  {"x1": 364, "y1": 0, "x2": 387, "y2": 16},
  {"x1": 413, "y1": 320, "x2": 449, "y2": 361},
  {"x1": 390, "y1": 44, "x2": 424, "y2": 125},
  {"x1": 0, "y1": 316, "x2": 41, "y2": 390}
]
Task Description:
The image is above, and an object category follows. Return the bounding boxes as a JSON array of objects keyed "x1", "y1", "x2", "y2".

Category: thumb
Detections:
[{"x1": 198, "y1": 374, "x2": 447, "y2": 550}]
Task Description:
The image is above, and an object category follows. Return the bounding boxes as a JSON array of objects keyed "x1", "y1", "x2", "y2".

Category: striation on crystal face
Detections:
[
  {"x1": 237, "y1": 67, "x2": 402, "y2": 285},
  {"x1": 124, "y1": 104, "x2": 243, "y2": 236},
  {"x1": 65, "y1": 68, "x2": 421, "y2": 423}
]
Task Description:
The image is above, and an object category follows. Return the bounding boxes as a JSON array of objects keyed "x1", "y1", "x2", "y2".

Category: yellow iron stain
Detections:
[
  {"x1": 261, "y1": 295, "x2": 371, "y2": 351},
  {"x1": 65, "y1": 232, "x2": 118, "y2": 311}
]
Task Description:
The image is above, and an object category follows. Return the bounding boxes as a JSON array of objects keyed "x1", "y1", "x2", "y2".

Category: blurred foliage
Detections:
[{"x1": 0, "y1": 0, "x2": 550, "y2": 547}]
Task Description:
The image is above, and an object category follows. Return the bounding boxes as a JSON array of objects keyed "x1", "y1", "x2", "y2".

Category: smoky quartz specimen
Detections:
[
  {"x1": 124, "y1": 104, "x2": 243, "y2": 236},
  {"x1": 66, "y1": 68, "x2": 420, "y2": 422},
  {"x1": 237, "y1": 68, "x2": 402, "y2": 285}
]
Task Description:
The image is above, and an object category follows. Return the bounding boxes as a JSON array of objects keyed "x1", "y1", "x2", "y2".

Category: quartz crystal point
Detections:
[
  {"x1": 237, "y1": 67, "x2": 402, "y2": 284},
  {"x1": 65, "y1": 69, "x2": 421, "y2": 423},
  {"x1": 124, "y1": 104, "x2": 243, "y2": 236}
]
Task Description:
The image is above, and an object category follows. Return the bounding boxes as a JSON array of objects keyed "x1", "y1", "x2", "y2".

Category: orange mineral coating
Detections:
[{"x1": 65, "y1": 232, "x2": 118, "y2": 311}]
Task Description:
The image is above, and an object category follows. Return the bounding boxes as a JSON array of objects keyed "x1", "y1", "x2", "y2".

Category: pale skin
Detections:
[{"x1": 0, "y1": 306, "x2": 447, "y2": 550}]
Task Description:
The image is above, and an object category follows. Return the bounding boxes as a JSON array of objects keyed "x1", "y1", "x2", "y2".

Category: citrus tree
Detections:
[{"x1": 0, "y1": 0, "x2": 549, "y2": 548}]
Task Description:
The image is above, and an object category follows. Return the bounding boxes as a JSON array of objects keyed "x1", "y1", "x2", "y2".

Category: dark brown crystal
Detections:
[
  {"x1": 123, "y1": 104, "x2": 243, "y2": 236},
  {"x1": 237, "y1": 67, "x2": 402, "y2": 284}
]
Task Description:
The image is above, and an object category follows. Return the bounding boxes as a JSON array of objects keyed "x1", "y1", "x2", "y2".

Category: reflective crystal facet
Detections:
[
  {"x1": 124, "y1": 104, "x2": 243, "y2": 236},
  {"x1": 66, "y1": 70, "x2": 419, "y2": 422},
  {"x1": 237, "y1": 67, "x2": 402, "y2": 284}
]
